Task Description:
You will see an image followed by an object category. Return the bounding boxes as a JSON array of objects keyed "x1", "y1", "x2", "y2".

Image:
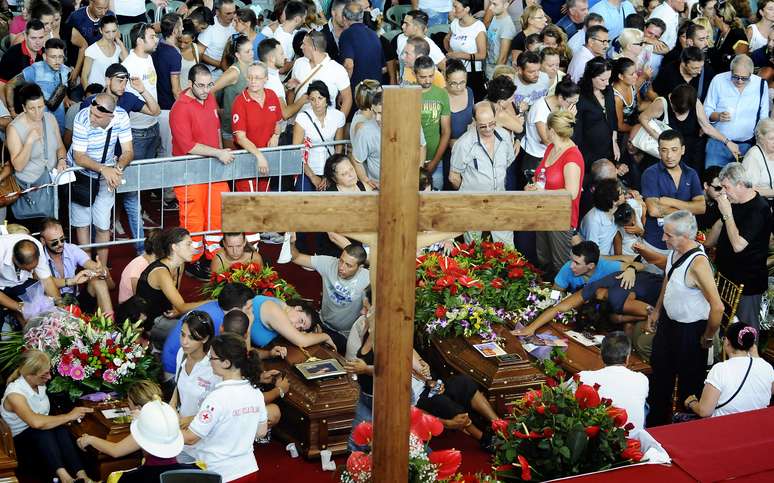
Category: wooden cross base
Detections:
[{"x1": 262, "y1": 341, "x2": 359, "y2": 459}]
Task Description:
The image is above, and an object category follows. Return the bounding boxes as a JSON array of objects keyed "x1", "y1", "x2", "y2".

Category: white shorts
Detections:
[{"x1": 70, "y1": 176, "x2": 115, "y2": 231}]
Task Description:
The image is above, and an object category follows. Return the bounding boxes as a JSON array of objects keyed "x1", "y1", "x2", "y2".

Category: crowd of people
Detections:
[{"x1": 0, "y1": 0, "x2": 770, "y2": 480}]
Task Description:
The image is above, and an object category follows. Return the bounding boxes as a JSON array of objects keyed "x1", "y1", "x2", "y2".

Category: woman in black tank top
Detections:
[{"x1": 136, "y1": 228, "x2": 210, "y2": 325}]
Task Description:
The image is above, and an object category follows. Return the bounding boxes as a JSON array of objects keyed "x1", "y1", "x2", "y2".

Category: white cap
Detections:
[{"x1": 129, "y1": 400, "x2": 184, "y2": 459}]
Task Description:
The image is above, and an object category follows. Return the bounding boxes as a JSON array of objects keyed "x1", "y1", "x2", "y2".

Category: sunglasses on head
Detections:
[{"x1": 91, "y1": 99, "x2": 114, "y2": 114}]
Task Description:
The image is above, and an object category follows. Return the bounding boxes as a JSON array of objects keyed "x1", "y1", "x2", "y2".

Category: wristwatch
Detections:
[
  {"x1": 721, "y1": 214, "x2": 731, "y2": 222},
  {"x1": 278, "y1": 387, "x2": 286, "y2": 399}
]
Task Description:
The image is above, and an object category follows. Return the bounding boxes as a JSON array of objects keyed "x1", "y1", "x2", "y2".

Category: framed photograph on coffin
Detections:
[{"x1": 296, "y1": 359, "x2": 346, "y2": 380}]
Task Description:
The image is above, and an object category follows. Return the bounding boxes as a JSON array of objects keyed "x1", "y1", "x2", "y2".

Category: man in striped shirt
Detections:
[{"x1": 67, "y1": 93, "x2": 133, "y2": 266}]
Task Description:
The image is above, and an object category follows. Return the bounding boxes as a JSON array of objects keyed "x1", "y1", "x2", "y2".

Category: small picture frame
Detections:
[{"x1": 295, "y1": 358, "x2": 346, "y2": 380}]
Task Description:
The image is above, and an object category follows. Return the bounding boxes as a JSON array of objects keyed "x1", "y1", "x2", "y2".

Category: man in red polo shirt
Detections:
[
  {"x1": 232, "y1": 62, "x2": 283, "y2": 195},
  {"x1": 170, "y1": 63, "x2": 234, "y2": 280},
  {"x1": 0, "y1": 19, "x2": 45, "y2": 103}
]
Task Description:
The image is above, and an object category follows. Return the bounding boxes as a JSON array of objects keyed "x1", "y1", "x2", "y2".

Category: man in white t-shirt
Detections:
[
  {"x1": 122, "y1": 23, "x2": 161, "y2": 254},
  {"x1": 390, "y1": 9, "x2": 446, "y2": 83},
  {"x1": 568, "y1": 24, "x2": 609, "y2": 82},
  {"x1": 290, "y1": 30, "x2": 353, "y2": 117},
  {"x1": 197, "y1": 0, "x2": 237, "y2": 78},
  {"x1": 577, "y1": 332, "x2": 649, "y2": 430},
  {"x1": 261, "y1": 0, "x2": 306, "y2": 73},
  {"x1": 514, "y1": 51, "x2": 550, "y2": 107}
]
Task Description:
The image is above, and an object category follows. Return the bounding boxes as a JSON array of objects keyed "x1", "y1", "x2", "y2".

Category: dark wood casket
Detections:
[
  {"x1": 262, "y1": 340, "x2": 359, "y2": 459},
  {"x1": 69, "y1": 400, "x2": 141, "y2": 481},
  {"x1": 428, "y1": 322, "x2": 651, "y2": 416},
  {"x1": 0, "y1": 418, "x2": 17, "y2": 479},
  {"x1": 427, "y1": 324, "x2": 546, "y2": 416}
]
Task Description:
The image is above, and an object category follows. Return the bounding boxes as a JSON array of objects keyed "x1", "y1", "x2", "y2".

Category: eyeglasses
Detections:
[
  {"x1": 477, "y1": 121, "x2": 497, "y2": 130},
  {"x1": 48, "y1": 236, "x2": 66, "y2": 247},
  {"x1": 592, "y1": 37, "x2": 610, "y2": 45},
  {"x1": 731, "y1": 74, "x2": 751, "y2": 82},
  {"x1": 91, "y1": 99, "x2": 114, "y2": 115},
  {"x1": 710, "y1": 184, "x2": 723, "y2": 191},
  {"x1": 193, "y1": 81, "x2": 215, "y2": 89},
  {"x1": 632, "y1": 42, "x2": 645, "y2": 46},
  {"x1": 447, "y1": 80, "x2": 467, "y2": 87}
]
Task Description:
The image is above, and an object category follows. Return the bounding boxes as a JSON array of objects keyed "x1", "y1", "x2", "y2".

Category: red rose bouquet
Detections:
[
  {"x1": 491, "y1": 376, "x2": 642, "y2": 481},
  {"x1": 201, "y1": 262, "x2": 299, "y2": 301},
  {"x1": 340, "y1": 407, "x2": 462, "y2": 483}
]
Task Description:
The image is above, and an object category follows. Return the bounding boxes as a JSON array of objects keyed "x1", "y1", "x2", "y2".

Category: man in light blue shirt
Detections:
[
  {"x1": 554, "y1": 241, "x2": 628, "y2": 292},
  {"x1": 704, "y1": 54, "x2": 768, "y2": 168},
  {"x1": 589, "y1": 0, "x2": 635, "y2": 40}
]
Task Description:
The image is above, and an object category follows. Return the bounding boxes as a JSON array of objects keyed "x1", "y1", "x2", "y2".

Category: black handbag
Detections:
[{"x1": 71, "y1": 126, "x2": 111, "y2": 207}]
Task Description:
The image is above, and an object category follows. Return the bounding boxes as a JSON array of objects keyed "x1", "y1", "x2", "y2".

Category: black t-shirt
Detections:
[
  {"x1": 651, "y1": 60, "x2": 699, "y2": 98},
  {"x1": 0, "y1": 42, "x2": 41, "y2": 83},
  {"x1": 512, "y1": 31, "x2": 526, "y2": 53},
  {"x1": 715, "y1": 193, "x2": 771, "y2": 294}
]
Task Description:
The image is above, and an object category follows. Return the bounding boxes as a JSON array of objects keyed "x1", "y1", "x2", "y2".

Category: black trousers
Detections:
[
  {"x1": 322, "y1": 324, "x2": 349, "y2": 355},
  {"x1": 646, "y1": 314, "x2": 707, "y2": 427},
  {"x1": 14, "y1": 426, "x2": 84, "y2": 478}
]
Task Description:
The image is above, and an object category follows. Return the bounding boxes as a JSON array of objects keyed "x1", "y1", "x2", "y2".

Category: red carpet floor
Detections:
[{"x1": 53, "y1": 215, "x2": 495, "y2": 481}]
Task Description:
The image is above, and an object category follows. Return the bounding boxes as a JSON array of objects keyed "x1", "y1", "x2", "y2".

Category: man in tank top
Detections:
[{"x1": 645, "y1": 210, "x2": 724, "y2": 426}]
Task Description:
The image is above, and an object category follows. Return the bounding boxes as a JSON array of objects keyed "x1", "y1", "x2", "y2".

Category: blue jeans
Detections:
[
  {"x1": 704, "y1": 138, "x2": 751, "y2": 169},
  {"x1": 347, "y1": 392, "x2": 373, "y2": 452},
  {"x1": 125, "y1": 123, "x2": 161, "y2": 253},
  {"x1": 430, "y1": 163, "x2": 444, "y2": 191},
  {"x1": 423, "y1": 8, "x2": 450, "y2": 26}
]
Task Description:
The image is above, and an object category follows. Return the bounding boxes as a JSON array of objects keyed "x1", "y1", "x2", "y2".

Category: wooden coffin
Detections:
[
  {"x1": 0, "y1": 418, "x2": 16, "y2": 478},
  {"x1": 538, "y1": 322, "x2": 651, "y2": 375},
  {"x1": 69, "y1": 400, "x2": 142, "y2": 481},
  {"x1": 262, "y1": 340, "x2": 359, "y2": 459},
  {"x1": 427, "y1": 324, "x2": 546, "y2": 417}
]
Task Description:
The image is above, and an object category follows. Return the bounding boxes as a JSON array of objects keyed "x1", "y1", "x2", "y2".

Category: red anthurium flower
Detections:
[
  {"x1": 543, "y1": 428, "x2": 554, "y2": 437},
  {"x1": 435, "y1": 306, "x2": 447, "y2": 318},
  {"x1": 458, "y1": 275, "x2": 483, "y2": 289},
  {"x1": 545, "y1": 377, "x2": 558, "y2": 388},
  {"x1": 555, "y1": 370, "x2": 566, "y2": 380},
  {"x1": 410, "y1": 407, "x2": 443, "y2": 441},
  {"x1": 621, "y1": 439, "x2": 643, "y2": 462},
  {"x1": 428, "y1": 449, "x2": 462, "y2": 480},
  {"x1": 490, "y1": 277, "x2": 504, "y2": 289},
  {"x1": 606, "y1": 406, "x2": 628, "y2": 427},
  {"x1": 230, "y1": 262, "x2": 246, "y2": 270},
  {"x1": 491, "y1": 419, "x2": 509, "y2": 436},
  {"x1": 351, "y1": 422, "x2": 373, "y2": 446},
  {"x1": 518, "y1": 455, "x2": 532, "y2": 481},
  {"x1": 624, "y1": 422, "x2": 635, "y2": 431},
  {"x1": 64, "y1": 305, "x2": 82, "y2": 318},
  {"x1": 536, "y1": 405, "x2": 546, "y2": 415},
  {"x1": 585, "y1": 425, "x2": 600, "y2": 438},
  {"x1": 572, "y1": 373, "x2": 581, "y2": 383},
  {"x1": 346, "y1": 451, "x2": 372, "y2": 477},
  {"x1": 549, "y1": 404, "x2": 559, "y2": 414},
  {"x1": 507, "y1": 267, "x2": 524, "y2": 279},
  {"x1": 575, "y1": 384, "x2": 601, "y2": 409}
]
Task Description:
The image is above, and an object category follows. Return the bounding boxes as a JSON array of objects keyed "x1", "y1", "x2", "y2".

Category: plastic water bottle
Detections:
[{"x1": 535, "y1": 168, "x2": 546, "y2": 190}]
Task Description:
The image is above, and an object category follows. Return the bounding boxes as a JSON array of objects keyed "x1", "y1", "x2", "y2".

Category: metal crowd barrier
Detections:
[{"x1": 53, "y1": 140, "x2": 351, "y2": 250}]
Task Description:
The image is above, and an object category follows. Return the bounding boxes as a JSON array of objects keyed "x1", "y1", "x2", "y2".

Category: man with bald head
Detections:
[
  {"x1": 0, "y1": 234, "x2": 61, "y2": 328},
  {"x1": 449, "y1": 101, "x2": 516, "y2": 246},
  {"x1": 68, "y1": 91, "x2": 134, "y2": 266}
]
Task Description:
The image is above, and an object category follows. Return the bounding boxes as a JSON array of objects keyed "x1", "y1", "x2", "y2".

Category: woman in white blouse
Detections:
[
  {"x1": 81, "y1": 15, "x2": 128, "y2": 90},
  {"x1": 292, "y1": 80, "x2": 345, "y2": 191},
  {"x1": 0, "y1": 350, "x2": 94, "y2": 483},
  {"x1": 445, "y1": 0, "x2": 487, "y2": 100},
  {"x1": 685, "y1": 323, "x2": 774, "y2": 418},
  {"x1": 742, "y1": 117, "x2": 774, "y2": 195}
]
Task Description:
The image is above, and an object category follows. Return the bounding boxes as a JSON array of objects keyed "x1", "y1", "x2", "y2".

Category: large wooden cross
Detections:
[{"x1": 222, "y1": 87, "x2": 571, "y2": 480}]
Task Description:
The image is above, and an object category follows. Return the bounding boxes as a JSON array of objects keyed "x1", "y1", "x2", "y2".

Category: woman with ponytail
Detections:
[
  {"x1": 685, "y1": 323, "x2": 774, "y2": 418},
  {"x1": 183, "y1": 333, "x2": 267, "y2": 482}
]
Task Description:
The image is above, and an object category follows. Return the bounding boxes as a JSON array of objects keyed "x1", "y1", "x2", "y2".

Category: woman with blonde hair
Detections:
[
  {"x1": 742, "y1": 117, "x2": 774, "y2": 193},
  {"x1": 617, "y1": 28, "x2": 653, "y2": 92},
  {"x1": 350, "y1": 79, "x2": 382, "y2": 139},
  {"x1": 511, "y1": 5, "x2": 548, "y2": 61},
  {"x1": 76, "y1": 380, "x2": 163, "y2": 458},
  {"x1": 1, "y1": 350, "x2": 94, "y2": 483},
  {"x1": 711, "y1": 2, "x2": 749, "y2": 72},
  {"x1": 527, "y1": 110, "x2": 584, "y2": 274}
]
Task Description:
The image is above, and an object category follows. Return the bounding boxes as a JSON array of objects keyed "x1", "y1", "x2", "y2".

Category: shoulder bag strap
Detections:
[
  {"x1": 303, "y1": 111, "x2": 333, "y2": 156},
  {"x1": 660, "y1": 96, "x2": 669, "y2": 124},
  {"x1": 294, "y1": 62, "x2": 324, "y2": 94},
  {"x1": 41, "y1": 116, "x2": 49, "y2": 164},
  {"x1": 756, "y1": 145, "x2": 773, "y2": 189},
  {"x1": 666, "y1": 246, "x2": 703, "y2": 281},
  {"x1": 715, "y1": 357, "x2": 753, "y2": 409},
  {"x1": 100, "y1": 126, "x2": 113, "y2": 170}
]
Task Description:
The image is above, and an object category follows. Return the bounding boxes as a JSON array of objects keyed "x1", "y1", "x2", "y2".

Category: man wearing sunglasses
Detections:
[
  {"x1": 68, "y1": 92, "x2": 134, "y2": 267},
  {"x1": 39, "y1": 218, "x2": 114, "y2": 317},
  {"x1": 704, "y1": 54, "x2": 769, "y2": 169},
  {"x1": 0, "y1": 234, "x2": 62, "y2": 328},
  {"x1": 170, "y1": 63, "x2": 234, "y2": 280}
]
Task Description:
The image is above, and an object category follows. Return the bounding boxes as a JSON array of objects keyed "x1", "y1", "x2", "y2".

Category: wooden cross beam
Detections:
[{"x1": 222, "y1": 87, "x2": 571, "y2": 481}]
